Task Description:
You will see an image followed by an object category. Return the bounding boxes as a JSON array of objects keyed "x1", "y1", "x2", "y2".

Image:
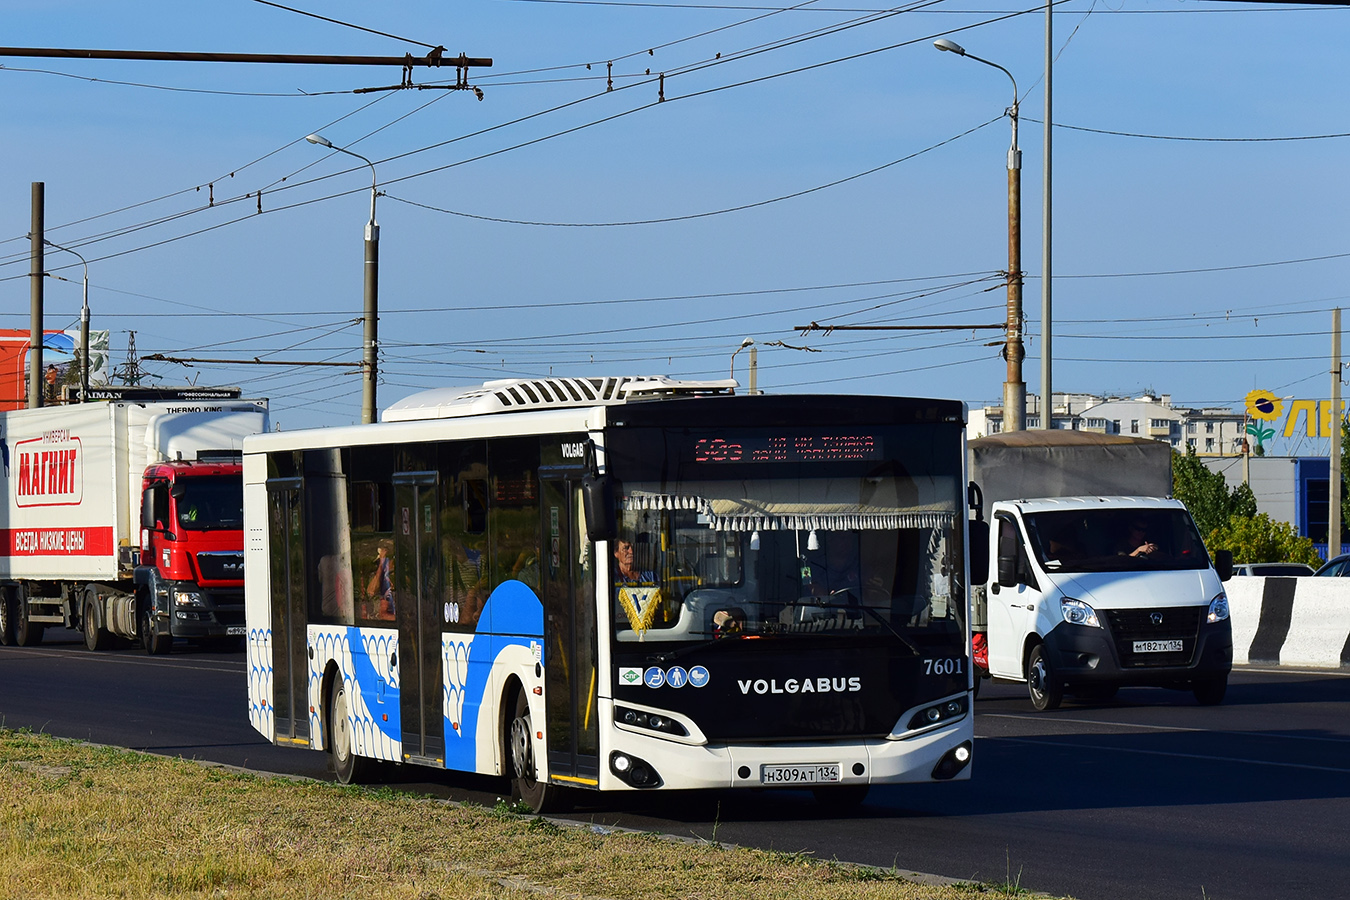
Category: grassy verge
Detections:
[{"x1": 0, "y1": 728, "x2": 1044, "y2": 900}]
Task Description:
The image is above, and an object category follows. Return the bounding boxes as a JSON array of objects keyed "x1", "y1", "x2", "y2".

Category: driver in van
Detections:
[{"x1": 1120, "y1": 519, "x2": 1159, "y2": 559}]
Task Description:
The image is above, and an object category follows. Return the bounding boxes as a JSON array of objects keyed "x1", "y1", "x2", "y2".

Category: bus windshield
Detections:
[
  {"x1": 1023, "y1": 507, "x2": 1211, "y2": 573},
  {"x1": 610, "y1": 471, "x2": 964, "y2": 649}
]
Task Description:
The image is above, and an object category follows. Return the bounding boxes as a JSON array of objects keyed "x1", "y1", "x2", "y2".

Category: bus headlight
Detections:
[
  {"x1": 615, "y1": 706, "x2": 688, "y2": 737},
  {"x1": 1207, "y1": 593, "x2": 1230, "y2": 623},
  {"x1": 1060, "y1": 598, "x2": 1100, "y2": 628},
  {"x1": 906, "y1": 696, "x2": 968, "y2": 730}
]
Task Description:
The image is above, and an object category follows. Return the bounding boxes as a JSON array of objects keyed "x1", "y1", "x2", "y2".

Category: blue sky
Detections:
[{"x1": 1, "y1": 0, "x2": 1346, "y2": 449}]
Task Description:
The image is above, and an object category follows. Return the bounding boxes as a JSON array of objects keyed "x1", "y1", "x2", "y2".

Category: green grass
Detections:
[{"x1": 0, "y1": 728, "x2": 1064, "y2": 900}]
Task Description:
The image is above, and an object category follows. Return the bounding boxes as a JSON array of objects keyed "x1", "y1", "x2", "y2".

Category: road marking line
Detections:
[
  {"x1": 978, "y1": 713, "x2": 1350, "y2": 744},
  {"x1": 985, "y1": 735, "x2": 1350, "y2": 773},
  {"x1": 0, "y1": 647, "x2": 241, "y2": 674}
]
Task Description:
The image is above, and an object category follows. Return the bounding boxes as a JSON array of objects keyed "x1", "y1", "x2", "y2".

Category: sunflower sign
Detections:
[{"x1": 1245, "y1": 389, "x2": 1345, "y2": 451}]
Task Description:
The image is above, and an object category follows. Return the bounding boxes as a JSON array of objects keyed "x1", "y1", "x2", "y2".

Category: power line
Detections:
[
  {"x1": 1022, "y1": 116, "x2": 1350, "y2": 143},
  {"x1": 248, "y1": 0, "x2": 445, "y2": 50}
]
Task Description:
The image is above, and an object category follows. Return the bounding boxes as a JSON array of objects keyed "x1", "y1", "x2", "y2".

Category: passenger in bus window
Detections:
[
  {"x1": 366, "y1": 540, "x2": 395, "y2": 620},
  {"x1": 319, "y1": 553, "x2": 354, "y2": 623}
]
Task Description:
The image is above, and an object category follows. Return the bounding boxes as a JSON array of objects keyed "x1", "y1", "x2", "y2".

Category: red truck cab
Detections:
[{"x1": 137, "y1": 458, "x2": 246, "y2": 651}]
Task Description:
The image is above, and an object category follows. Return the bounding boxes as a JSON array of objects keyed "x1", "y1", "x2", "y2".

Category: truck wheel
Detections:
[
  {"x1": 507, "y1": 691, "x2": 562, "y2": 813},
  {"x1": 1027, "y1": 644, "x2": 1063, "y2": 711},
  {"x1": 83, "y1": 598, "x2": 108, "y2": 652},
  {"x1": 1193, "y1": 675, "x2": 1228, "y2": 706},
  {"x1": 328, "y1": 679, "x2": 369, "y2": 785},
  {"x1": 15, "y1": 596, "x2": 43, "y2": 647},
  {"x1": 140, "y1": 605, "x2": 171, "y2": 656},
  {"x1": 0, "y1": 591, "x2": 14, "y2": 646}
]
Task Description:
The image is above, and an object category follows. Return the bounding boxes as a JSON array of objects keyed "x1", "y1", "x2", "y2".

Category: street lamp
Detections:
[
  {"x1": 730, "y1": 337, "x2": 758, "y2": 394},
  {"x1": 307, "y1": 133, "x2": 380, "y2": 425},
  {"x1": 934, "y1": 39, "x2": 1025, "y2": 433},
  {"x1": 44, "y1": 239, "x2": 91, "y2": 403}
]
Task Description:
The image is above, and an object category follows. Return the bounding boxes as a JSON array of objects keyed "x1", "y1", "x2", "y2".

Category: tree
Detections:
[
  {"x1": 1341, "y1": 421, "x2": 1350, "y2": 534},
  {"x1": 1206, "y1": 513, "x2": 1323, "y2": 566},
  {"x1": 1172, "y1": 448, "x2": 1246, "y2": 538}
]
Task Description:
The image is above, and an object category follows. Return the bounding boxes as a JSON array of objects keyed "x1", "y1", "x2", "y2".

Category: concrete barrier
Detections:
[{"x1": 1225, "y1": 576, "x2": 1350, "y2": 668}]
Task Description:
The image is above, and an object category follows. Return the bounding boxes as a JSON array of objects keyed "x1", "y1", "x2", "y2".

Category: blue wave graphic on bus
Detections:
[
  {"x1": 348, "y1": 627, "x2": 400, "y2": 744},
  {"x1": 443, "y1": 580, "x2": 543, "y2": 772}
]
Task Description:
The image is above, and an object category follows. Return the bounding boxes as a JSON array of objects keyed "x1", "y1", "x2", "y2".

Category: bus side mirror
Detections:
[
  {"x1": 581, "y1": 473, "x2": 617, "y2": 543},
  {"x1": 1213, "y1": 548, "x2": 1233, "y2": 582},
  {"x1": 969, "y1": 519, "x2": 989, "y2": 585}
]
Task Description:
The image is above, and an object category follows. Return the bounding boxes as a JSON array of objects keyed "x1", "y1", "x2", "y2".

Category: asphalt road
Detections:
[{"x1": 3, "y1": 629, "x2": 1348, "y2": 900}]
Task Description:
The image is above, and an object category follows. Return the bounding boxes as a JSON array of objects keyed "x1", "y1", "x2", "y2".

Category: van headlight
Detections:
[
  {"x1": 1060, "y1": 598, "x2": 1100, "y2": 628},
  {"x1": 1207, "y1": 593, "x2": 1229, "y2": 623}
]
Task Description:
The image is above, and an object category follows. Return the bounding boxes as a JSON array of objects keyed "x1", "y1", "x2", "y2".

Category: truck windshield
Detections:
[
  {"x1": 611, "y1": 474, "x2": 964, "y2": 650},
  {"x1": 1023, "y1": 507, "x2": 1211, "y2": 573},
  {"x1": 174, "y1": 476, "x2": 244, "y2": 531}
]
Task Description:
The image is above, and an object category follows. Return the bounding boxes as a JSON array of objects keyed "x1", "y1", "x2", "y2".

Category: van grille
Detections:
[{"x1": 1103, "y1": 606, "x2": 1202, "y2": 668}]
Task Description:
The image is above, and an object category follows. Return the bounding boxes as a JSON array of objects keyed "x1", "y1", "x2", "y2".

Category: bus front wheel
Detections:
[
  {"x1": 508, "y1": 692, "x2": 560, "y2": 813},
  {"x1": 328, "y1": 680, "x2": 369, "y2": 785}
]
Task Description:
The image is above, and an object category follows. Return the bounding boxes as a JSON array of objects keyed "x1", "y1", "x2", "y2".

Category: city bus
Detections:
[{"x1": 243, "y1": 376, "x2": 974, "y2": 812}]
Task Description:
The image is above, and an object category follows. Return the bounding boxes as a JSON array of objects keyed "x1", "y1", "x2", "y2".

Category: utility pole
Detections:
[
  {"x1": 1331, "y1": 308, "x2": 1342, "y2": 559},
  {"x1": 1040, "y1": 0, "x2": 1053, "y2": 430},
  {"x1": 29, "y1": 182, "x2": 45, "y2": 409}
]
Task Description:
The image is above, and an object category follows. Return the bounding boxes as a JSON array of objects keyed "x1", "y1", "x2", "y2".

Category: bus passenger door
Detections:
[
  {"x1": 266, "y1": 478, "x2": 309, "y2": 745},
  {"x1": 394, "y1": 472, "x2": 445, "y2": 766},
  {"x1": 541, "y1": 477, "x2": 599, "y2": 789}
]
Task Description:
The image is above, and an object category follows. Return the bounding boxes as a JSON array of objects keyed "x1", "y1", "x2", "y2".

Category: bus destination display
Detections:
[{"x1": 693, "y1": 433, "x2": 883, "y2": 464}]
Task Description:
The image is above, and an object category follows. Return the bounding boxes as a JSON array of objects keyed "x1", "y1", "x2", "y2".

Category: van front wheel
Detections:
[
  {"x1": 1193, "y1": 674, "x2": 1228, "y2": 706},
  {"x1": 1027, "y1": 644, "x2": 1063, "y2": 711}
]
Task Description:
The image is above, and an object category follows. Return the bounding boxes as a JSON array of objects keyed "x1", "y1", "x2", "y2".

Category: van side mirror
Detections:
[
  {"x1": 968, "y1": 519, "x2": 989, "y2": 585},
  {"x1": 996, "y1": 519, "x2": 1020, "y2": 589},
  {"x1": 1213, "y1": 548, "x2": 1233, "y2": 582},
  {"x1": 581, "y1": 473, "x2": 617, "y2": 543}
]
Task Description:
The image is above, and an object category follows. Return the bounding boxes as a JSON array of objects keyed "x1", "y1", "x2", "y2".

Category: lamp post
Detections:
[
  {"x1": 935, "y1": 39, "x2": 1024, "y2": 433},
  {"x1": 307, "y1": 133, "x2": 380, "y2": 425},
  {"x1": 44, "y1": 239, "x2": 90, "y2": 403},
  {"x1": 730, "y1": 337, "x2": 757, "y2": 394}
]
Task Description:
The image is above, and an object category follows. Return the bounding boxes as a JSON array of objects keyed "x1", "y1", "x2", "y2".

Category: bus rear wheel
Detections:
[
  {"x1": 328, "y1": 680, "x2": 369, "y2": 785},
  {"x1": 507, "y1": 692, "x2": 561, "y2": 814}
]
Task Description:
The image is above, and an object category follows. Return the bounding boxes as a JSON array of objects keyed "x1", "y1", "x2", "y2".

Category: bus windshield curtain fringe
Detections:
[{"x1": 620, "y1": 491, "x2": 953, "y2": 532}]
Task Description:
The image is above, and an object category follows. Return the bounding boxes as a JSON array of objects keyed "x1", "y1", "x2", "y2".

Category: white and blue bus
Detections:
[{"x1": 244, "y1": 377, "x2": 973, "y2": 811}]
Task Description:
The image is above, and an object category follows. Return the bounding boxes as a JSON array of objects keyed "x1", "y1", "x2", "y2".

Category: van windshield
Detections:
[{"x1": 1023, "y1": 507, "x2": 1211, "y2": 573}]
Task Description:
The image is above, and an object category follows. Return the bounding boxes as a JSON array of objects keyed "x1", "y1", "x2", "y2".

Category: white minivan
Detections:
[{"x1": 976, "y1": 496, "x2": 1234, "y2": 709}]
